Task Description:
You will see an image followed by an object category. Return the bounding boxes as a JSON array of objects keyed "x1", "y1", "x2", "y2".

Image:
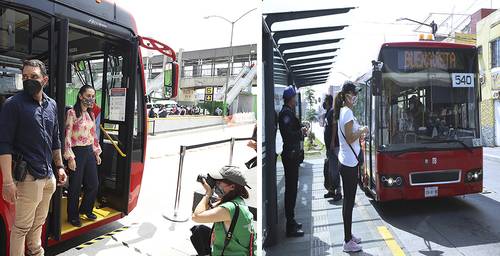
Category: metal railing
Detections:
[{"x1": 164, "y1": 136, "x2": 252, "y2": 222}]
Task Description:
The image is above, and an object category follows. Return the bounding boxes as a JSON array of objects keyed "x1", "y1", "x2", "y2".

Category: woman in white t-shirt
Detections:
[{"x1": 333, "y1": 82, "x2": 369, "y2": 253}]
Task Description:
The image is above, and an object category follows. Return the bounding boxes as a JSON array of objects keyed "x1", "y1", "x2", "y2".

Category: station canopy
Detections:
[{"x1": 263, "y1": 7, "x2": 355, "y2": 87}]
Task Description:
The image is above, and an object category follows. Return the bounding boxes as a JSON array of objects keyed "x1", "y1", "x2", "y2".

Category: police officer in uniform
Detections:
[{"x1": 278, "y1": 85, "x2": 307, "y2": 237}]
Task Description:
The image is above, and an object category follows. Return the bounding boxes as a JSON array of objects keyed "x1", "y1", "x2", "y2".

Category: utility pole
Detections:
[{"x1": 204, "y1": 8, "x2": 256, "y2": 116}]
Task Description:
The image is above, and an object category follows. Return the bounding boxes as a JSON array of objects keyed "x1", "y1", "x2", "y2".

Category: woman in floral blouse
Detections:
[{"x1": 64, "y1": 84, "x2": 102, "y2": 227}]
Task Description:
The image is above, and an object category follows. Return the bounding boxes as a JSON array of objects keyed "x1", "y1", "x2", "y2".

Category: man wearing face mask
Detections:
[
  {"x1": 278, "y1": 85, "x2": 307, "y2": 237},
  {"x1": 0, "y1": 59, "x2": 67, "y2": 256}
]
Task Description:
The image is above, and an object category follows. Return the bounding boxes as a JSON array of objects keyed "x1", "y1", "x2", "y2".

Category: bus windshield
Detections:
[{"x1": 377, "y1": 46, "x2": 480, "y2": 151}]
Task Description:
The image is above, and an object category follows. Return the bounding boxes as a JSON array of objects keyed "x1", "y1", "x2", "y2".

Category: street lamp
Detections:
[
  {"x1": 396, "y1": 17, "x2": 438, "y2": 37},
  {"x1": 204, "y1": 8, "x2": 257, "y2": 116}
]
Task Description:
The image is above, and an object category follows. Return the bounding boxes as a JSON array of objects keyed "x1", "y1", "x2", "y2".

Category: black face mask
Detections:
[
  {"x1": 23, "y1": 79, "x2": 43, "y2": 96},
  {"x1": 214, "y1": 185, "x2": 225, "y2": 197}
]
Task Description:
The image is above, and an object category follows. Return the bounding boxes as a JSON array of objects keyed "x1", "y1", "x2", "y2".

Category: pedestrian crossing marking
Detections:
[{"x1": 377, "y1": 226, "x2": 406, "y2": 256}]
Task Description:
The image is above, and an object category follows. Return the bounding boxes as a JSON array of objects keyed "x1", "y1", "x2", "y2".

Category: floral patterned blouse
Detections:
[{"x1": 63, "y1": 109, "x2": 102, "y2": 160}]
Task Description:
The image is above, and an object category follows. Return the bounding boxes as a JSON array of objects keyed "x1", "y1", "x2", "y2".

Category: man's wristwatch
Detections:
[{"x1": 56, "y1": 165, "x2": 65, "y2": 170}]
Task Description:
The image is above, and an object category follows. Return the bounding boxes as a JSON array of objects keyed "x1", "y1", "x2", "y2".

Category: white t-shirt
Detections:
[{"x1": 338, "y1": 106, "x2": 360, "y2": 167}]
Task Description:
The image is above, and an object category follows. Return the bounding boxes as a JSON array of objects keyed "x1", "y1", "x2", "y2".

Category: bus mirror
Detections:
[
  {"x1": 163, "y1": 62, "x2": 179, "y2": 99},
  {"x1": 372, "y1": 70, "x2": 382, "y2": 96},
  {"x1": 172, "y1": 61, "x2": 179, "y2": 98}
]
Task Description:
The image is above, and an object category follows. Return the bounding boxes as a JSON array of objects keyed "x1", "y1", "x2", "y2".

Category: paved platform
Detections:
[
  {"x1": 483, "y1": 147, "x2": 500, "y2": 164},
  {"x1": 53, "y1": 124, "x2": 257, "y2": 256},
  {"x1": 265, "y1": 157, "x2": 403, "y2": 256}
]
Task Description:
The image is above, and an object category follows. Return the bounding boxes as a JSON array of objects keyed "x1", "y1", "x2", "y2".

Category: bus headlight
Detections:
[
  {"x1": 465, "y1": 169, "x2": 482, "y2": 182},
  {"x1": 381, "y1": 175, "x2": 403, "y2": 187}
]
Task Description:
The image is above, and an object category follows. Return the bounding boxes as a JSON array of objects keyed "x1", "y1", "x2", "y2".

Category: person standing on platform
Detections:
[
  {"x1": 278, "y1": 85, "x2": 307, "y2": 237},
  {"x1": 323, "y1": 94, "x2": 342, "y2": 201},
  {"x1": 335, "y1": 82, "x2": 368, "y2": 252},
  {"x1": 0, "y1": 59, "x2": 67, "y2": 256}
]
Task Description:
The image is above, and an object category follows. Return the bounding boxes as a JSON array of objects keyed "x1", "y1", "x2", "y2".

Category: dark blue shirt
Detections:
[
  {"x1": 278, "y1": 105, "x2": 302, "y2": 152},
  {"x1": 0, "y1": 91, "x2": 61, "y2": 179}
]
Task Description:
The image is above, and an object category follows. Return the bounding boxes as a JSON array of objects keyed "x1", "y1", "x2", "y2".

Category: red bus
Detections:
[
  {"x1": 357, "y1": 41, "x2": 482, "y2": 202},
  {"x1": 0, "y1": 0, "x2": 178, "y2": 254}
]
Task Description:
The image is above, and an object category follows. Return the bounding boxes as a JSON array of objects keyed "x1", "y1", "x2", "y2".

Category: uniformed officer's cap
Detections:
[{"x1": 283, "y1": 85, "x2": 296, "y2": 99}]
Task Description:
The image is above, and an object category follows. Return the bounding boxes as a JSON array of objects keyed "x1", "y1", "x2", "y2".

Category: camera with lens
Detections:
[{"x1": 196, "y1": 174, "x2": 216, "y2": 188}]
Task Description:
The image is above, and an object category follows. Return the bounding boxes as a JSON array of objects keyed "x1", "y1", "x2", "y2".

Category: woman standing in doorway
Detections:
[
  {"x1": 64, "y1": 84, "x2": 102, "y2": 227},
  {"x1": 334, "y1": 82, "x2": 369, "y2": 252}
]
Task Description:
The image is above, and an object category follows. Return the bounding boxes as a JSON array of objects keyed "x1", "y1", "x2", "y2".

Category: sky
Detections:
[
  {"x1": 113, "y1": 0, "x2": 499, "y2": 97},
  {"x1": 263, "y1": 0, "x2": 500, "y2": 95},
  {"x1": 114, "y1": 0, "x2": 259, "y2": 52}
]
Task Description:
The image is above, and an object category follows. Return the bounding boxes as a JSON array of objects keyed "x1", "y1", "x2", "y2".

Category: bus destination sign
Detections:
[{"x1": 399, "y1": 50, "x2": 457, "y2": 71}]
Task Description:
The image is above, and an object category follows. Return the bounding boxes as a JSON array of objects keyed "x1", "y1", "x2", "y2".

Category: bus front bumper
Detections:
[{"x1": 376, "y1": 181, "x2": 483, "y2": 202}]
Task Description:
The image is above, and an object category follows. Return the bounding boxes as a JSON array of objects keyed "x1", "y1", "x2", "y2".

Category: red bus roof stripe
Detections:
[{"x1": 382, "y1": 41, "x2": 476, "y2": 49}]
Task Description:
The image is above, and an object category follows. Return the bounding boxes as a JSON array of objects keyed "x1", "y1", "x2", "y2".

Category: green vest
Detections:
[{"x1": 211, "y1": 197, "x2": 256, "y2": 256}]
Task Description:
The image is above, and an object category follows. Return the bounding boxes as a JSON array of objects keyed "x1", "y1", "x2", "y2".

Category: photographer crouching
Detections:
[{"x1": 192, "y1": 166, "x2": 256, "y2": 256}]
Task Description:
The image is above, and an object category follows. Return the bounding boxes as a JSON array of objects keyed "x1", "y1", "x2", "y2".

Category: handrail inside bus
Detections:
[{"x1": 100, "y1": 124, "x2": 127, "y2": 157}]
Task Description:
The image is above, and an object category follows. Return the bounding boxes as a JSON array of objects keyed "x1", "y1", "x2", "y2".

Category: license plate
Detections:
[{"x1": 424, "y1": 186, "x2": 438, "y2": 198}]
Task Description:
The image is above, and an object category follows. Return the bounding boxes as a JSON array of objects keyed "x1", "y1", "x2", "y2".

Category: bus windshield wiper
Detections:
[{"x1": 422, "y1": 138, "x2": 472, "y2": 152}]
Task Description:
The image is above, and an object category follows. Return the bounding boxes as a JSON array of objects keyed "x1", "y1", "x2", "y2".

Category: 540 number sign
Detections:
[{"x1": 452, "y1": 73, "x2": 474, "y2": 88}]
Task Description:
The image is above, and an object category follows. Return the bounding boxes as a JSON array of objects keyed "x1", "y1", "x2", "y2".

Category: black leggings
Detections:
[{"x1": 339, "y1": 164, "x2": 358, "y2": 243}]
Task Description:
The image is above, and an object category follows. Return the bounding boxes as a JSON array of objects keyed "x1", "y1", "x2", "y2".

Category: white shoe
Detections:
[
  {"x1": 352, "y1": 234, "x2": 362, "y2": 244},
  {"x1": 343, "y1": 239, "x2": 362, "y2": 252}
]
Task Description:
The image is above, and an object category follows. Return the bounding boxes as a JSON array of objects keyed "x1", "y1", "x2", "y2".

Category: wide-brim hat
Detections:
[{"x1": 208, "y1": 166, "x2": 251, "y2": 189}]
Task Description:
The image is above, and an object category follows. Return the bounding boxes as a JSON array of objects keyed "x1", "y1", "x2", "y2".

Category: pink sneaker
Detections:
[
  {"x1": 343, "y1": 239, "x2": 362, "y2": 252},
  {"x1": 352, "y1": 234, "x2": 362, "y2": 244}
]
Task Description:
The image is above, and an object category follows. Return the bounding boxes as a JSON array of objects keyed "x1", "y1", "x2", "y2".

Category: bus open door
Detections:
[{"x1": 47, "y1": 28, "x2": 178, "y2": 244}]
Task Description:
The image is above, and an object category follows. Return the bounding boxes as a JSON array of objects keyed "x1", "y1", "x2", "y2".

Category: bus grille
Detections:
[{"x1": 409, "y1": 170, "x2": 461, "y2": 186}]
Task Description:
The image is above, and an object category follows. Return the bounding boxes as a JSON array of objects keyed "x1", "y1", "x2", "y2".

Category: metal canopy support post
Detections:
[{"x1": 262, "y1": 19, "x2": 278, "y2": 247}]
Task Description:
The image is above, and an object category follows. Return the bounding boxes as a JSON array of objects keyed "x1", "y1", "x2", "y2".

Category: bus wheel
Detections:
[{"x1": 0, "y1": 218, "x2": 6, "y2": 256}]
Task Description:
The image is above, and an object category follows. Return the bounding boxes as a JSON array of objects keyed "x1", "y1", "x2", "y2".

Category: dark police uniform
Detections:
[{"x1": 278, "y1": 104, "x2": 303, "y2": 225}]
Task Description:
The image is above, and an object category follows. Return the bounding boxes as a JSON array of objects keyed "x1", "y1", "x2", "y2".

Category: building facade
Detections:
[{"x1": 477, "y1": 9, "x2": 500, "y2": 146}]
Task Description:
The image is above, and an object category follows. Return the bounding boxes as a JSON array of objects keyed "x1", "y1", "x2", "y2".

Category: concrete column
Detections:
[{"x1": 263, "y1": 23, "x2": 278, "y2": 247}]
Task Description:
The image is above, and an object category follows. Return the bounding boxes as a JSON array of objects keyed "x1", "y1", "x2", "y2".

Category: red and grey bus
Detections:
[
  {"x1": 357, "y1": 41, "x2": 482, "y2": 202},
  {"x1": 0, "y1": 0, "x2": 178, "y2": 254}
]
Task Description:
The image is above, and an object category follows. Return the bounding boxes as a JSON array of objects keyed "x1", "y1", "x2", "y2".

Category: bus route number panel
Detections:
[
  {"x1": 424, "y1": 186, "x2": 438, "y2": 198},
  {"x1": 452, "y1": 73, "x2": 475, "y2": 88}
]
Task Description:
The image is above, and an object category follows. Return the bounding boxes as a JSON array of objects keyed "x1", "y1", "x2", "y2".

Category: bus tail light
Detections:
[
  {"x1": 381, "y1": 175, "x2": 403, "y2": 187},
  {"x1": 465, "y1": 169, "x2": 482, "y2": 182}
]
